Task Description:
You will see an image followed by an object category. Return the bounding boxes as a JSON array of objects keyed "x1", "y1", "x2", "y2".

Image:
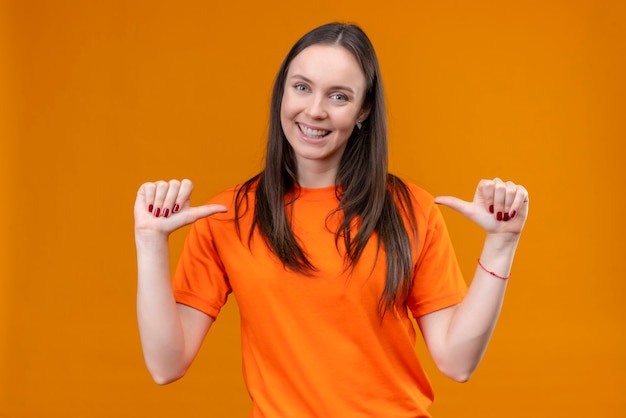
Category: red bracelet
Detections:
[{"x1": 477, "y1": 258, "x2": 510, "y2": 280}]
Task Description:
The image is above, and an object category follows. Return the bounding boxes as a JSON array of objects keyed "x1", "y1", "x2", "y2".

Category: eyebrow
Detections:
[{"x1": 289, "y1": 74, "x2": 356, "y2": 95}]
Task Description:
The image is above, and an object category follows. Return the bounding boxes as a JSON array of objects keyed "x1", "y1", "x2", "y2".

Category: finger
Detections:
[
  {"x1": 140, "y1": 182, "x2": 157, "y2": 213},
  {"x1": 477, "y1": 179, "x2": 495, "y2": 214},
  {"x1": 153, "y1": 180, "x2": 169, "y2": 217},
  {"x1": 502, "y1": 181, "x2": 517, "y2": 221},
  {"x1": 492, "y1": 178, "x2": 506, "y2": 221},
  {"x1": 434, "y1": 195, "x2": 471, "y2": 215},
  {"x1": 161, "y1": 179, "x2": 181, "y2": 218},
  {"x1": 508, "y1": 184, "x2": 529, "y2": 219},
  {"x1": 173, "y1": 179, "x2": 194, "y2": 214},
  {"x1": 186, "y1": 204, "x2": 229, "y2": 224}
]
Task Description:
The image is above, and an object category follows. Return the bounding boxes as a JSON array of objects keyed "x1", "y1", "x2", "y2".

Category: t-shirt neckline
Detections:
[{"x1": 292, "y1": 185, "x2": 340, "y2": 202}]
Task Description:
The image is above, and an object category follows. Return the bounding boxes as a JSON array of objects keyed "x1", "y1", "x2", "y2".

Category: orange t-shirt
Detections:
[{"x1": 173, "y1": 182, "x2": 467, "y2": 418}]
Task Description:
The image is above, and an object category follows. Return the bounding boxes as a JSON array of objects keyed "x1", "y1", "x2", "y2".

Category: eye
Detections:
[
  {"x1": 330, "y1": 93, "x2": 348, "y2": 102},
  {"x1": 294, "y1": 83, "x2": 308, "y2": 92}
]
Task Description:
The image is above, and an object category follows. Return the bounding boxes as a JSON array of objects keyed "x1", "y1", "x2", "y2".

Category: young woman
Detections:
[{"x1": 134, "y1": 23, "x2": 529, "y2": 417}]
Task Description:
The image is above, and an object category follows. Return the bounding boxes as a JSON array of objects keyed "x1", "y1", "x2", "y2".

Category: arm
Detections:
[
  {"x1": 134, "y1": 179, "x2": 227, "y2": 384},
  {"x1": 417, "y1": 178, "x2": 529, "y2": 382}
]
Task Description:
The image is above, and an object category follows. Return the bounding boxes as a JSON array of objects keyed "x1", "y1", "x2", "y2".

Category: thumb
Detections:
[
  {"x1": 434, "y1": 195, "x2": 470, "y2": 215},
  {"x1": 185, "y1": 204, "x2": 228, "y2": 223}
]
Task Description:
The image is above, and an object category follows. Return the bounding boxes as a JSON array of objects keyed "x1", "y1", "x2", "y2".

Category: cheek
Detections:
[
  {"x1": 337, "y1": 110, "x2": 359, "y2": 130},
  {"x1": 280, "y1": 97, "x2": 296, "y2": 137},
  {"x1": 280, "y1": 94, "x2": 295, "y2": 121},
  {"x1": 280, "y1": 107, "x2": 291, "y2": 133}
]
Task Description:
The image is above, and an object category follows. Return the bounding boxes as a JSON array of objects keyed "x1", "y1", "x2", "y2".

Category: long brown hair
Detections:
[{"x1": 235, "y1": 23, "x2": 417, "y2": 317}]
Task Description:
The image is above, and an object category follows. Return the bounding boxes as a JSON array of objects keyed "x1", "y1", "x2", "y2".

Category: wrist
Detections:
[
  {"x1": 135, "y1": 229, "x2": 170, "y2": 248},
  {"x1": 477, "y1": 258, "x2": 510, "y2": 280},
  {"x1": 477, "y1": 234, "x2": 520, "y2": 280},
  {"x1": 484, "y1": 232, "x2": 521, "y2": 253}
]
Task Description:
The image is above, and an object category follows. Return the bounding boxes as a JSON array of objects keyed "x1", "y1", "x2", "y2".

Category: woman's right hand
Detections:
[{"x1": 134, "y1": 179, "x2": 228, "y2": 238}]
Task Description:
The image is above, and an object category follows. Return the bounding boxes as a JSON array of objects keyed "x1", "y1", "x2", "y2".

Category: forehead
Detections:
[{"x1": 287, "y1": 44, "x2": 366, "y2": 91}]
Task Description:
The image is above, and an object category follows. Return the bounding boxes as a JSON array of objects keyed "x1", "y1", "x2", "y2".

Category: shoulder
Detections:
[
  {"x1": 199, "y1": 186, "x2": 235, "y2": 213},
  {"x1": 404, "y1": 181, "x2": 435, "y2": 206},
  {"x1": 389, "y1": 176, "x2": 437, "y2": 215},
  {"x1": 201, "y1": 179, "x2": 259, "y2": 222}
]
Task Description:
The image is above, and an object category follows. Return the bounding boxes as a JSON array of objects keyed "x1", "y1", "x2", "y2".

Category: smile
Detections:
[{"x1": 298, "y1": 123, "x2": 330, "y2": 139}]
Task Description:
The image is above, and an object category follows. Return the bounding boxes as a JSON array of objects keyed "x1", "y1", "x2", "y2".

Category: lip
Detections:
[{"x1": 297, "y1": 122, "x2": 331, "y2": 144}]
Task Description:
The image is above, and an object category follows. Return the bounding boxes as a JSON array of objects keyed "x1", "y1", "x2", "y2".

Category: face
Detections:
[{"x1": 280, "y1": 44, "x2": 370, "y2": 184}]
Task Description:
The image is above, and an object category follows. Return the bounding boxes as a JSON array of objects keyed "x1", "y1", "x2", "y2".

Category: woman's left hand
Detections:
[{"x1": 434, "y1": 178, "x2": 529, "y2": 236}]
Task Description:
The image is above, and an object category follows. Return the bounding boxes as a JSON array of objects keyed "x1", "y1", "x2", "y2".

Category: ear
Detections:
[{"x1": 358, "y1": 104, "x2": 371, "y2": 122}]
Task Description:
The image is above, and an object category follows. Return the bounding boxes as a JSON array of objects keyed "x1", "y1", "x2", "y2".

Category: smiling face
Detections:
[{"x1": 280, "y1": 44, "x2": 370, "y2": 187}]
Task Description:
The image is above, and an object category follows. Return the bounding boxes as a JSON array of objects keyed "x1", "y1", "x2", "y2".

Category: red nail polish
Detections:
[
  {"x1": 155, "y1": 208, "x2": 160, "y2": 217},
  {"x1": 510, "y1": 210, "x2": 516, "y2": 219},
  {"x1": 503, "y1": 212, "x2": 510, "y2": 221},
  {"x1": 489, "y1": 205, "x2": 494, "y2": 214},
  {"x1": 173, "y1": 204, "x2": 180, "y2": 213},
  {"x1": 148, "y1": 204, "x2": 153, "y2": 213},
  {"x1": 163, "y1": 208, "x2": 170, "y2": 218},
  {"x1": 497, "y1": 212, "x2": 503, "y2": 221}
]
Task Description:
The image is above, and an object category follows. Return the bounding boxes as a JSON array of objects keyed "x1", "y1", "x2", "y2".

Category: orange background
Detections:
[{"x1": 2, "y1": 1, "x2": 625, "y2": 417}]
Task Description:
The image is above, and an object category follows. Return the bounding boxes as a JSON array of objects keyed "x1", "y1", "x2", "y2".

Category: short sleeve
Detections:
[
  {"x1": 172, "y1": 217, "x2": 232, "y2": 319},
  {"x1": 407, "y1": 202, "x2": 467, "y2": 318}
]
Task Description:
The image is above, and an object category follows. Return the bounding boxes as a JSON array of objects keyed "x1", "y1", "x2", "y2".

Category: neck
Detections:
[{"x1": 295, "y1": 158, "x2": 339, "y2": 188}]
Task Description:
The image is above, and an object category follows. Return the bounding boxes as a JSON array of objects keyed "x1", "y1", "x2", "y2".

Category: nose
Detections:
[{"x1": 306, "y1": 94, "x2": 327, "y2": 119}]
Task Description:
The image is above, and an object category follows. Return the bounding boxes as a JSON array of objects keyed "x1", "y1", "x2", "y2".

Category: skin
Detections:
[
  {"x1": 134, "y1": 44, "x2": 529, "y2": 384},
  {"x1": 135, "y1": 179, "x2": 222, "y2": 383},
  {"x1": 280, "y1": 45, "x2": 370, "y2": 188},
  {"x1": 424, "y1": 180, "x2": 528, "y2": 381}
]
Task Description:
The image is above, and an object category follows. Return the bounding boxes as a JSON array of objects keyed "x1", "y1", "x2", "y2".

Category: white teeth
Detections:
[{"x1": 298, "y1": 123, "x2": 329, "y2": 138}]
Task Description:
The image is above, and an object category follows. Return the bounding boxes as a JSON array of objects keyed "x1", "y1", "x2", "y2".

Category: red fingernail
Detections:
[
  {"x1": 148, "y1": 204, "x2": 154, "y2": 213},
  {"x1": 503, "y1": 212, "x2": 510, "y2": 221},
  {"x1": 154, "y1": 208, "x2": 160, "y2": 217},
  {"x1": 173, "y1": 204, "x2": 180, "y2": 213},
  {"x1": 163, "y1": 208, "x2": 170, "y2": 218},
  {"x1": 497, "y1": 212, "x2": 503, "y2": 221},
  {"x1": 510, "y1": 210, "x2": 516, "y2": 219},
  {"x1": 489, "y1": 205, "x2": 494, "y2": 214}
]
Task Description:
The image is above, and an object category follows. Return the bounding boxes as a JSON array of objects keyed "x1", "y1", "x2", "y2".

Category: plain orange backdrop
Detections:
[{"x1": 1, "y1": 0, "x2": 625, "y2": 417}]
